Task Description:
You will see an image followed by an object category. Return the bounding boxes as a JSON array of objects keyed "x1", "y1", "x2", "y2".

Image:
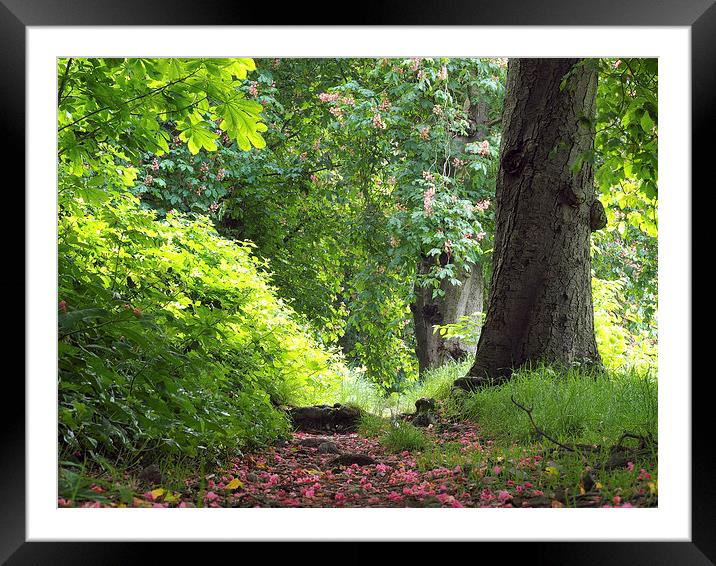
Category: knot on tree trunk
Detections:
[
  {"x1": 422, "y1": 304, "x2": 443, "y2": 325},
  {"x1": 590, "y1": 199, "x2": 607, "y2": 231},
  {"x1": 502, "y1": 145, "x2": 525, "y2": 176}
]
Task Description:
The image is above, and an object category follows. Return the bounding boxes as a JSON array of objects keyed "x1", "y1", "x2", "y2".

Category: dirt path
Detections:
[
  {"x1": 218, "y1": 425, "x2": 484, "y2": 508},
  {"x1": 60, "y1": 420, "x2": 653, "y2": 508}
]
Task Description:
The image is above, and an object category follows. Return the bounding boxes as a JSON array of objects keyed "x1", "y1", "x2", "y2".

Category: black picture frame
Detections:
[{"x1": 6, "y1": 0, "x2": 709, "y2": 561}]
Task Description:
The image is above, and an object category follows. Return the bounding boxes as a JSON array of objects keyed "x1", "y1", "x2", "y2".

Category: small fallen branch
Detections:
[
  {"x1": 511, "y1": 396, "x2": 657, "y2": 471},
  {"x1": 510, "y1": 395, "x2": 575, "y2": 453}
]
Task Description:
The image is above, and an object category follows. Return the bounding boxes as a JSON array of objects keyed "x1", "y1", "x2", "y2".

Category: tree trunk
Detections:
[
  {"x1": 412, "y1": 259, "x2": 484, "y2": 375},
  {"x1": 466, "y1": 58, "x2": 603, "y2": 382}
]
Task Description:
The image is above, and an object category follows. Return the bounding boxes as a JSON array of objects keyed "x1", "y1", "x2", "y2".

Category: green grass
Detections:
[
  {"x1": 357, "y1": 413, "x2": 391, "y2": 438},
  {"x1": 328, "y1": 359, "x2": 657, "y2": 453},
  {"x1": 331, "y1": 359, "x2": 472, "y2": 416},
  {"x1": 415, "y1": 441, "x2": 478, "y2": 473},
  {"x1": 380, "y1": 422, "x2": 430, "y2": 453},
  {"x1": 393, "y1": 360, "x2": 472, "y2": 413},
  {"x1": 448, "y1": 364, "x2": 657, "y2": 447}
]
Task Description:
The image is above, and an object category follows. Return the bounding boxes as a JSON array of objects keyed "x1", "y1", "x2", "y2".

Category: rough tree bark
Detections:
[
  {"x1": 412, "y1": 259, "x2": 483, "y2": 375},
  {"x1": 463, "y1": 58, "x2": 604, "y2": 384}
]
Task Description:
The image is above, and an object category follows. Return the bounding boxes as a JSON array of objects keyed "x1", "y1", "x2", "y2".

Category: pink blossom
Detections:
[
  {"x1": 478, "y1": 140, "x2": 490, "y2": 156},
  {"x1": 423, "y1": 186, "x2": 436, "y2": 216},
  {"x1": 474, "y1": 199, "x2": 491, "y2": 212},
  {"x1": 372, "y1": 113, "x2": 387, "y2": 129}
]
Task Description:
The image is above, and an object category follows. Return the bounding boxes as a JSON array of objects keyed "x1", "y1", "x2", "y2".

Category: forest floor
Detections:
[{"x1": 59, "y1": 419, "x2": 656, "y2": 509}]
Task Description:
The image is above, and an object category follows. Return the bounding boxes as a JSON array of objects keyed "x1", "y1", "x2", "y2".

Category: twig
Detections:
[{"x1": 510, "y1": 395, "x2": 575, "y2": 453}]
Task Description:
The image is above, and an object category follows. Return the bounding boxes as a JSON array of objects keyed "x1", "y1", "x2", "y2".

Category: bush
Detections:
[
  {"x1": 592, "y1": 277, "x2": 657, "y2": 372},
  {"x1": 58, "y1": 189, "x2": 344, "y2": 462}
]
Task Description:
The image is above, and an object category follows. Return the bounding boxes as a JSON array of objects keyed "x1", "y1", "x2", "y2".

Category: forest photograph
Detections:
[{"x1": 56, "y1": 56, "x2": 659, "y2": 510}]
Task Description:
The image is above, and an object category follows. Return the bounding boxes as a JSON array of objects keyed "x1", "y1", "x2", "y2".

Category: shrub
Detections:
[{"x1": 58, "y1": 189, "x2": 344, "y2": 462}]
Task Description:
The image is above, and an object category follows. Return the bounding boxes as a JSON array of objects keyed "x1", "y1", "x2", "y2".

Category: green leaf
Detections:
[
  {"x1": 640, "y1": 111, "x2": 654, "y2": 132},
  {"x1": 178, "y1": 120, "x2": 218, "y2": 154}
]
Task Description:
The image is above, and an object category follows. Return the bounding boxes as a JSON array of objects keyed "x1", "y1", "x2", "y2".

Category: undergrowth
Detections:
[{"x1": 58, "y1": 188, "x2": 346, "y2": 468}]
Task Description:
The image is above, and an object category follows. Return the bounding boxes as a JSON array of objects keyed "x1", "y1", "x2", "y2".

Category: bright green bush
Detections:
[
  {"x1": 58, "y1": 188, "x2": 344, "y2": 461},
  {"x1": 592, "y1": 277, "x2": 657, "y2": 372}
]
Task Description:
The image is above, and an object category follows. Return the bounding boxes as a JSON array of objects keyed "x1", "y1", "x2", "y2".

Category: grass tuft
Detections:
[
  {"x1": 452, "y1": 364, "x2": 657, "y2": 447},
  {"x1": 380, "y1": 422, "x2": 430, "y2": 453}
]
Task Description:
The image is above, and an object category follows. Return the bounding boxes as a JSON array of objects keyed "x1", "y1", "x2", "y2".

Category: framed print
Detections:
[{"x1": 7, "y1": 0, "x2": 711, "y2": 561}]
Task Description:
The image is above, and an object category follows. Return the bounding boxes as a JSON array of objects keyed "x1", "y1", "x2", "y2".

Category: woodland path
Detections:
[
  {"x1": 60, "y1": 413, "x2": 648, "y2": 509},
  {"x1": 188, "y1": 423, "x2": 562, "y2": 509}
]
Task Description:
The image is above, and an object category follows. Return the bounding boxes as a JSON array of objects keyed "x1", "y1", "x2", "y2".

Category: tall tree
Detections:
[{"x1": 462, "y1": 58, "x2": 604, "y2": 384}]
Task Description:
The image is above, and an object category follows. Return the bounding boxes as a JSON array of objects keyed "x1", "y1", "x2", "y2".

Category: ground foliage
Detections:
[{"x1": 59, "y1": 392, "x2": 657, "y2": 509}]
